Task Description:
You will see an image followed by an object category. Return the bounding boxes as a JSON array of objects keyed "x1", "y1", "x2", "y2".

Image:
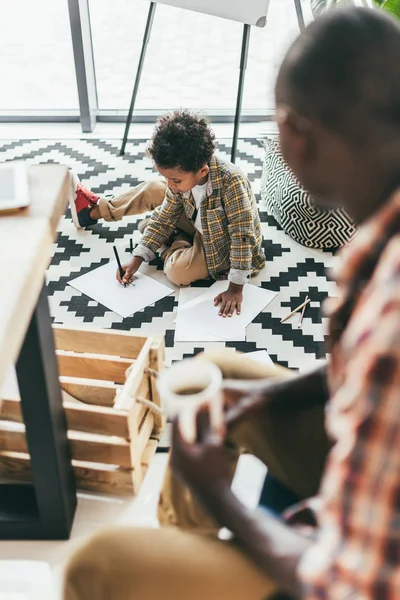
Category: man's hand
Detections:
[
  {"x1": 116, "y1": 256, "x2": 144, "y2": 285},
  {"x1": 223, "y1": 387, "x2": 267, "y2": 428},
  {"x1": 170, "y1": 409, "x2": 233, "y2": 503},
  {"x1": 214, "y1": 282, "x2": 244, "y2": 317},
  {"x1": 170, "y1": 401, "x2": 310, "y2": 599}
]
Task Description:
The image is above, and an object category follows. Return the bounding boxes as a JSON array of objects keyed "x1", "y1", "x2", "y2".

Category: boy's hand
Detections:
[
  {"x1": 116, "y1": 256, "x2": 144, "y2": 285},
  {"x1": 214, "y1": 283, "x2": 243, "y2": 317}
]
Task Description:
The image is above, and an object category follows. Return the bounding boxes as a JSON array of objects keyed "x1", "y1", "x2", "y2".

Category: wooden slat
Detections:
[
  {"x1": 0, "y1": 399, "x2": 21, "y2": 423},
  {"x1": 137, "y1": 410, "x2": 155, "y2": 458},
  {"x1": 0, "y1": 438, "x2": 158, "y2": 495},
  {"x1": 0, "y1": 425, "x2": 133, "y2": 468},
  {"x1": 0, "y1": 451, "x2": 135, "y2": 495},
  {"x1": 0, "y1": 398, "x2": 130, "y2": 438},
  {"x1": 53, "y1": 325, "x2": 148, "y2": 359},
  {"x1": 126, "y1": 376, "x2": 151, "y2": 438},
  {"x1": 57, "y1": 351, "x2": 133, "y2": 384},
  {"x1": 149, "y1": 338, "x2": 165, "y2": 432},
  {"x1": 114, "y1": 338, "x2": 152, "y2": 410},
  {"x1": 60, "y1": 376, "x2": 120, "y2": 405},
  {"x1": 65, "y1": 402, "x2": 130, "y2": 438}
]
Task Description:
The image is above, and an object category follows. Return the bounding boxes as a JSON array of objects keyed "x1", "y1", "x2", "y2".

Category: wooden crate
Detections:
[{"x1": 0, "y1": 325, "x2": 165, "y2": 495}]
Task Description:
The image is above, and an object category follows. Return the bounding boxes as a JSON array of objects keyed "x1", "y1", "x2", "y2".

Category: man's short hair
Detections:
[
  {"x1": 277, "y1": 8, "x2": 400, "y2": 141},
  {"x1": 148, "y1": 109, "x2": 216, "y2": 172}
]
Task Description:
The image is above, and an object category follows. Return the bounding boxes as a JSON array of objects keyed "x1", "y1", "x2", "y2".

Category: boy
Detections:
[{"x1": 70, "y1": 110, "x2": 265, "y2": 317}]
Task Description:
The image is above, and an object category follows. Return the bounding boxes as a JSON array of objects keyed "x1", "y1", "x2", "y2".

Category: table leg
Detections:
[{"x1": 11, "y1": 282, "x2": 76, "y2": 539}]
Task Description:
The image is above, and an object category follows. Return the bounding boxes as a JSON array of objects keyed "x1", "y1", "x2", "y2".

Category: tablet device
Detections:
[{"x1": 0, "y1": 161, "x2": 30, "y2": 213}]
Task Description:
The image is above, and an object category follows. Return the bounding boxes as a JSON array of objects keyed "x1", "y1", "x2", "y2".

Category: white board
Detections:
[
  {"x1": 69, "y1": 260, "x2": 173, "y2": 319},
  {"x1": 155, "y1": 0, "x2": 270, "y2": 27}
]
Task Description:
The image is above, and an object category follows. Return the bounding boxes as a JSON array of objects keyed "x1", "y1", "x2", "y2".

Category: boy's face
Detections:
[{"x1": 156, "y1": 164, "x2": 209, "y2": 194}]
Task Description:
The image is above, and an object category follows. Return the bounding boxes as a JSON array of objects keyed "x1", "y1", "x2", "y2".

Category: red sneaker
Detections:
[{"x1": 70, "y1": 172, "x2": 99, "y2": 229}]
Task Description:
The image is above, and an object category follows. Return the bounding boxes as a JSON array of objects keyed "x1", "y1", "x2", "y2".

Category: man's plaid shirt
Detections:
[
  {"x1": 300, "y1": 190, "x2": 400, "y2": 598},
  {"x1": 134, "y1": 155, "x2": 265, "y2": 285}
]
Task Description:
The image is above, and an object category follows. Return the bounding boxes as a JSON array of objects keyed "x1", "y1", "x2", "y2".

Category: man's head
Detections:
[
  {"x1": 148, "y1": 109, "x2": 215, "y2": 194},
  {"x1": 276, "y1": 8, "x2": 400, "y2": 222}
]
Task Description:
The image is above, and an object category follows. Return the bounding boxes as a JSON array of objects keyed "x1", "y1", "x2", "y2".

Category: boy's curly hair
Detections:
[{"x1": 148, "y1": 109, "x2": 216, "y2": 173}]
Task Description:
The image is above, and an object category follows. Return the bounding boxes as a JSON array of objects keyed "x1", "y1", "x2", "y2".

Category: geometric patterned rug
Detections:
[{"x1": 0, "y1": 137, "x2": 336, "y2": 371}]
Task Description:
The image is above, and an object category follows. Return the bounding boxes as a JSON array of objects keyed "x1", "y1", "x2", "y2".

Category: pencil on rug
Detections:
[
  {"x1": 297, "y1": 295, "x2": 309, "y2": 328},
  {"x1": 280, "y1": 298, "x2": 311, "y2": 324}
]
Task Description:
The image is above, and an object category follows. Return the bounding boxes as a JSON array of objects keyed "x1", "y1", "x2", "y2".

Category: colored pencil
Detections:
[
  {"x1": 297, "y1": 295, "x2": 309, "y2": 328},
  {"x1": 280, "y1": 298, "x2": 310, "y2": 324},
  {"x1": 113, "y1": 245, "x2": 126, "y2": 287}
]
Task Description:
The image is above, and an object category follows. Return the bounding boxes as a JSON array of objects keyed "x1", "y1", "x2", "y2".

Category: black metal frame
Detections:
[
  {"x1": 119, "y1": 7, "x2": 252, "y2": 163},
  {"x1": 293, "y1": 0, "x2": 305, "y2": 31},
  {"x1": 231, "y1": 24, "x2": 251, "y2": 163},
  {"x1": 120, "y1": 2, "x2": 157, "y2": 156},
  {"x1": 0, "y1": 284, "x2": 77, "y2": 540},
  {"x1": 119, "y1": 0, "x2": 305, "y2": 160}
]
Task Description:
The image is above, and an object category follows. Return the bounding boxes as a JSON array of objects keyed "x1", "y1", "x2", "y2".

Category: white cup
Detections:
[{"x1": 158, "y1": 358, "x2": 223, "y2": 443}]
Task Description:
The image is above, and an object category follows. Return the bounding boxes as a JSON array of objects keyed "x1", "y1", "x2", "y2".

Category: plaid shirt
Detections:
[
  {"x1": 300, "y1": 190, "x2": 400, "y2": 598},
  {"x1": 134, "y1": 155, "x2": 265, "y2": 284}
]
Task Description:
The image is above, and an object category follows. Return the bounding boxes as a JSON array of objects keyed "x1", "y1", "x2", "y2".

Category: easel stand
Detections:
[{"x1": 119, "y1": 0, "x2": 305, "y2": 163}]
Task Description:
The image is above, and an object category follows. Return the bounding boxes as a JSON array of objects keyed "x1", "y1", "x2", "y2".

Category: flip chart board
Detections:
[{"x1": 154, "y1": 0, "x2": 271, "y2": 27}]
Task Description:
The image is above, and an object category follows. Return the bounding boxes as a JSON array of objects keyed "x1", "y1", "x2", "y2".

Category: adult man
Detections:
[{"x1": 64, "y1": 8, "x2": 400, "y2": 599}]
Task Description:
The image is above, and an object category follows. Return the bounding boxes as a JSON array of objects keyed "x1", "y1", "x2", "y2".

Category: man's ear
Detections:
[{"x1": 276, "y1": 105, "x2": 316, "y2": 167}]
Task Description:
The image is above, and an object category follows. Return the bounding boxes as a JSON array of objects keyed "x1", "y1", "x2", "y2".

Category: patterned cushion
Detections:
[{"x1": 261, "y1": 138, "x2": 356, "y2": 249}]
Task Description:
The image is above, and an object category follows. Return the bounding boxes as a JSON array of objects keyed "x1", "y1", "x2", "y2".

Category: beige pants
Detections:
[
  {"x1": 64, "y1": 351, "x2": 330, "y2": 600},
  {"x1": 98, "y1": 179, "x2": 209, "y2": 286}
]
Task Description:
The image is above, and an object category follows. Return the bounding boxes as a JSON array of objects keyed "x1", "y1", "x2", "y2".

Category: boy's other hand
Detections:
[
  {"x1": 116, "y1": 256, "x2": 144, "y2": 285},
  {"x1": 214, "y1": 283, "x2": 243, "y2": 317}
]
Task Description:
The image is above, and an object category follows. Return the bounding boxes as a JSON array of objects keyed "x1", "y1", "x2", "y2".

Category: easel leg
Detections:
[
  {"x1": 231, "y1": 24, "x2": 251, "y2": 164},
  {"x1": 120, "y1": 2, "x2": 157, "y2": 156},
  {"x1": 293, "y1": 0, "x2": 305, "y2": 31}
]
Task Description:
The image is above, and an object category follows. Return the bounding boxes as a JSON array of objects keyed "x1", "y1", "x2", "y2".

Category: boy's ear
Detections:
[{"x1": 199, "y1": 164, "x2": 210, "y2": 178}]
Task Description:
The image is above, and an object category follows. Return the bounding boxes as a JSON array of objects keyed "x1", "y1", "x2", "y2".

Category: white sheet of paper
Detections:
[
  {"x1": 180, "y1": 281, "x2": 277, "y2": 340},
  {"x1": 245, "y1": 350, "x2": 274, "y2": 367},
  {"x1": 0, "y1": 562, "x2": 54, "y2": 600},
  {"x1": 69, "y1": 260, "x2": 173, "y2": 318},
  {"x1": 175, "y1": 287, "x2": 234, "y2": 341}
]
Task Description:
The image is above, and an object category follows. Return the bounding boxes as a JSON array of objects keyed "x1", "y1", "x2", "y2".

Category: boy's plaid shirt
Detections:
[
  {"x1": 134, "y1": 155, "x2": 265, "y2": 284},
  {"x1": 300, "y1": 190, "x2": 400, "y2": 598}
]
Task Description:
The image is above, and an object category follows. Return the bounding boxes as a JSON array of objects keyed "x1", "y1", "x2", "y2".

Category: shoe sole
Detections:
[{"x1": 69, "y1": 171, "x2": 83, "y2": 229}]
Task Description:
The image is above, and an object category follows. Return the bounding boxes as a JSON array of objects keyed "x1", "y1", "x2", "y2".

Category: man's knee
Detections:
[{"x1": 64, "y1": 528, "x2": 143, "y2": 599}]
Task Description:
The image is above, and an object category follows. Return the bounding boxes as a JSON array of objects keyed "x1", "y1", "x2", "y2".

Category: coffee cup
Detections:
[{"x1": 157, "y1": 358, "x2": 223, "y2": 443}]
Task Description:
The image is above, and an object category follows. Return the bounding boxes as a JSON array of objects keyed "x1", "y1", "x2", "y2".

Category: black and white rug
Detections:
[{"x1": 1, "y1": 138, "x2": 336, "y2": 370}]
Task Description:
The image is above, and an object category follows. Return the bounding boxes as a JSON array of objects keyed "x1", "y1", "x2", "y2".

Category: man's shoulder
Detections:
[{"x1": 353, "y1": 235, "x2": 400, "y2": 341}]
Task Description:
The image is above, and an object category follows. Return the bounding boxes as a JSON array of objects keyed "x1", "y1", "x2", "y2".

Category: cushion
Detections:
[{"x1": 261, "y1": 138, "x2": 356, "y2": 249}]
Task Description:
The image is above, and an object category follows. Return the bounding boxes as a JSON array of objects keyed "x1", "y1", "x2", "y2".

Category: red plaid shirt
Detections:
[{"x1": 299, "y1": 190, "x2": 400, "y2": 598}]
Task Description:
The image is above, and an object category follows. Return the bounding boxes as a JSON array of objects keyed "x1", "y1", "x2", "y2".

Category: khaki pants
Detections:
[
  {"x1": 64, "y1": 352, "x2": 330, "y2": 600},
  {"x1": 98, "y1": 179, "x2": 209, "y2": 286}
]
